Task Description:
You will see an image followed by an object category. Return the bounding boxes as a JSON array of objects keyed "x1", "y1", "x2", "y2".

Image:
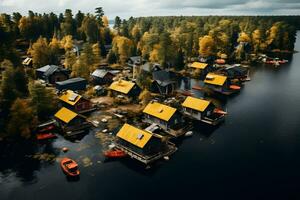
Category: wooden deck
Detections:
[{"x1": 115, "y1": 142, "x2": 177, "y2": 165}]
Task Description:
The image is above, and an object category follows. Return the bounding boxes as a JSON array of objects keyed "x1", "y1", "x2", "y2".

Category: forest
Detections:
[{"x1": 0, "y1": 7, "x2": 299, "y2": 140}]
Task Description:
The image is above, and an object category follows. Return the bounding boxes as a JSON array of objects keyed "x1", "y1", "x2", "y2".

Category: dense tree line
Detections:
[{"x1": 111, "y1": 16, "x2": 299, "y2": 67}]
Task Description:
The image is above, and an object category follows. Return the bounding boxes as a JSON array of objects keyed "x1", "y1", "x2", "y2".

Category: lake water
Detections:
[{"x1": 1, "y1": 31, "x2": 300, "y2": 200}]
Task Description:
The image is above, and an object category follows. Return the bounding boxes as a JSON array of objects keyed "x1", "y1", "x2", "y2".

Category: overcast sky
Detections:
[{"x1": 1, "y1": 0, "x2": 300, "y2": 20}]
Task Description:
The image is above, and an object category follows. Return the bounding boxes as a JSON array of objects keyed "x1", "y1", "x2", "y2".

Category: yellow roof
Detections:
[
  {"x1": 204, "y1": 73, "x2": 227, "y2": 86},
  {"x1": 59, "y1": 90, "x2": 82, "y2": 106},
  {"x1": 143, "y1": 102, "x2": 177, "y2": 121},
  {"x1": 182, "y1": 96, "x2": 211, "y2": 112},
  {"x1": 117, "y1": 123, "x2": 152, "y2": 148},
  {"x1": 54, "y1": 107, "x2": 78, "y2": 124},
  {"x1": 109, "y1": 80, "x2": 135, "y2": 94},
  {"x1": 190, "y1": 62, "x2": 208, "y2": 69}
]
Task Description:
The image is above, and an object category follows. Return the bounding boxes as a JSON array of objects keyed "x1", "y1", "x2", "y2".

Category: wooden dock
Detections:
[{"x1": 115, "y1": 142, "x2": 177, "y2": 165}]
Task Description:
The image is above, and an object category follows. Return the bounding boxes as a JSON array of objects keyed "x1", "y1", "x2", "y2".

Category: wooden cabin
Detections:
[
  {"x1": 189, "y1": 62, "x2": 213, "y2": 79},
  {"x1": 181, "y1": 96, "x2": 225, "y2": 125},
  {"x1": 116, "y1": 123, "x2": 164, "y2": 156},
  {"x1": 56, "y1": 77, "x2": 87, "y2": 91},
  {"x1": 59, "y1": 90, "x2": 93, "y2": 113},
  {"x1": 36, "y1": 65, "x2": 70, "y2": 84},
  {"x1": 91, "y1": 69, "x2": 115, "y2": 85},
  {"x1": 54, "y1": 107, "x2": 90, "y2": 137},
  {"x1": 150, "y1": 70, "x2": 177, "y2": 95},
  {"x1": 204, "y1": 73, "x2": 240, "y2": 95},
  {"x1": 143, "y1": 102, "x2": 181, "y2": 132},
  {"x1": 109, "y1": 80, "x2": 141, "y2": 98}
]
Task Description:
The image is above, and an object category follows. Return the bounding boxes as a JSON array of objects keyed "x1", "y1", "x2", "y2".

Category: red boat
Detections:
[
  {"x1": 229, "y1": 85, "x2": 241, "y2": 90},
  {"x1": 37, "y1": 133, "x2": 57, "y2": 140},
  {"x1": 60, "y1": 158, "x2": 80, "y2": 177},
  {"x1": 104, "y1": 149, "x2": 127, "y2": 158},
  {"x1": 213, "y1": 108, "x2": 227, "y2": 115}
]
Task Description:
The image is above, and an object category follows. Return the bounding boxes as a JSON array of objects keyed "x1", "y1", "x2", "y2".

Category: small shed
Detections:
[
  {"x1": 189, "y1": 62, "x2": 213, "y2": 79},
  {"x1": 143, "y1": 102, "x2": 181, "y2": 131},
  {"x1": 127, "y1": 56, "x2": 142, "y2": 66},
  {"x1": 204, "y1": 73, "x2": 241, "y2": 95},
  {"x1": 91, "y1": 69, "x2": 115, "y2": 85},
  {"x1": 36, "y1": 65, "x2": 70, "y2": 84},
  {"x1": 22, "y1": 57, "x2": 33, "y2": 67},
  {"x1": 109, "y1": 80, "x2": 141, "y2": 98},
  {"x1": 59, "y1": 90, "x2": 93, "y2": 113},
  {"x1": 56, "y1": 77, "x2": 87, "y2": 91},
  {"x1": 116, "y1": 123, "x2": 164, "y2": 156}
]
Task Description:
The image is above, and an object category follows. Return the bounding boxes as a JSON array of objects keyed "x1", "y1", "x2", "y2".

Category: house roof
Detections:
[
  {"x1": 143, "y1": 102, "x2": 177, "y2": 122},
  {"x1": 109, "y1": 80, "x2": 135, "y2": 94},
  {"x1": 54, "y1": 107, "x2": 78, "y2": 124},
  {"x1": 152, "y1": 70, "x2": 175, "y2": 82},
  {"x1": 22, "y1": 57, "x2": 32, "y2": 65},
  {"x1": 56, "y1": 77, "x2": 87, "y2": 86},
  {"x1": 129, "y1": 56, "x2": 142, "y2": 62},
  {"x1": 204, "y1": 73, "x2": 227, "y2": 86},
  {"x1": 59, "y1": 90, "x2": 82, "y2": 106},
  {"x1": 182, "y1": 96, "x2": 211, "y2": 112},
  {"x1": 116, "y1": 123, "x2": 153, "y2": 148},
  {"x1": 91, "y1": 69, "x2": 114, "y2": 78},
  {"x1": 36, "y1": 65, "x2": 69, "y2": 77},
  {"x1": 190, "y1": 62, "x2": 208, "y2": 69}
]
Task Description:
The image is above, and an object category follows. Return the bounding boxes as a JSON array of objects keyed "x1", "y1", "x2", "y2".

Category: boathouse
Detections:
[
  {"x1": 181, "y1": 96, "x2": 225, "y2": 125},
  {"x1": 189, "y1": 62, "x2": 213, "y2": 79},
  {"x1": 54, "y1": 107, "x2": 90, "y2": 136},
  {"x1": 204, "y1": 73, "x2": 241, "y2": 95},
  {"x1": 59, "y1": 90, "x2": 93, "y2": 113},
  {"x1": 143, "y1": 102, "x2": 181, "y2": 132},
  {"x1": 56, "y1": 77, "x2": 87, "y2": 91},
  {"x1": 116, "y1": 123, "x2": 164, "y2": 155},
  {"x1": 109, "y1": 79, "x2": 141, "y2": 98},
  {"x1": 91, "y1": 69, "x2": 115, "y2": 85},
  {"x1": 217, "y1": 65, "x2": 249, "y2": 81},
  {"x1": 36, "y1": 65, "x2": 70, "y2": 84}
]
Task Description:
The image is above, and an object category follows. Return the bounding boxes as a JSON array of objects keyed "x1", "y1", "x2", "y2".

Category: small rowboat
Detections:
[
  {"x1": 60, "y1": 158, "x2": 80, "y2": 177},
  {"x1": 104, "y1": 149, "x2": 127, "y2": 158},
  {"x1": 213, "y1": 108, "x2": 227, "y2": 115},
  {"x1": 37, "y1": 133, "x2": 57, "y2": 140},
  {"x1": 229, "y1": 85, "x2": 241, "y2": 90}
]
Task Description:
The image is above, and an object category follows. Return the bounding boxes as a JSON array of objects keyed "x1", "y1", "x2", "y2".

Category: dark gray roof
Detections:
[
  {"x1": 156, "y1": 80, "x2": 176, "y2": 87},
  {"x1": 128, "y1": 56, "x2": 142, "y2": 64},
  {"x1": 36, "y1": 65, "x2": 69, "y2": 76},
  {"x1": 92, "y1": 69, "x2": 111, "y2": 78},
  {"x1": 152, "y1": 70, "x2": 174, "y2": 82},
  {"x1": 141, "y1": 62, "x2": 162, "y2": 72},
  {"x1": 56, "y1": 77, "x2": 86, "y2": 85}
]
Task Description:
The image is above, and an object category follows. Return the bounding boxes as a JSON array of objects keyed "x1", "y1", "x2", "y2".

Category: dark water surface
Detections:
[{"x1": 1, "y1": 32, "x2": 300, "y2": 200}]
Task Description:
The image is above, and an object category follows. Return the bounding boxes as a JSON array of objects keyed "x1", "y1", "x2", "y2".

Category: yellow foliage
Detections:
[
  {"x1": 60, "y1": 35, "x2": 74, "y2": 51},
  {"x1": 238, "y1": 32, "x2": 251, "y2": 43},
  {"x1": 102, "y1": 16, "x2": 109, "y2": 27},
  {"x1": 112, "y1": 36, "x2": 134, "y2": 64},
  {"x1": 199, "y1": 35, "x2": 215, "y2": 57},
  {"x1": 149, "y1": 44, "x2": 160, "y2": 62}
]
